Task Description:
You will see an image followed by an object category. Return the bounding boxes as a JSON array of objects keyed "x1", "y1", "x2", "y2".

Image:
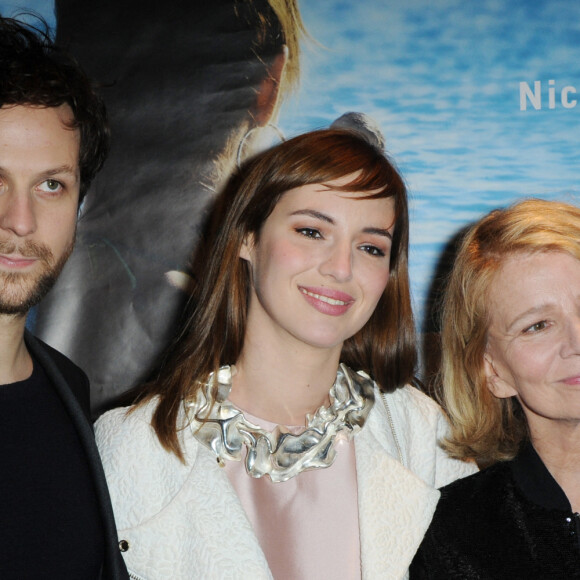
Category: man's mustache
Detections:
[{"x1": 0, "y1": 239, "x2": 54, "y2": 263}]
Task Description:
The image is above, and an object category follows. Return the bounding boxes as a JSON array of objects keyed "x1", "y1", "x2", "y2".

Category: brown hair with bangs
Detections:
[{"x1": 141, "y1": 129, "x2": 416, "y2": 460}]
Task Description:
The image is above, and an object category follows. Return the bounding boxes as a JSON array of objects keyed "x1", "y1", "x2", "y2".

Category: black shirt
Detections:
[{"x1": 0, "y1": 360, "x2": 105, "y2": 578}]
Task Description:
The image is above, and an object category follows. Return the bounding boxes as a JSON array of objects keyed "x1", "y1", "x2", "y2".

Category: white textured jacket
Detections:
[{"x1": 95, "y1": 384, "x2": 476, "y2": 580}]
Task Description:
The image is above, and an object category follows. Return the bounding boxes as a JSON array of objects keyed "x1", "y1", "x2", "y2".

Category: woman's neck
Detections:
[
  {"x1": 229, "y1": 339, "x2": 342, "y2": 426},
  {"x1": 531, "y1": 423, "x2": 580, "y2": 513}
]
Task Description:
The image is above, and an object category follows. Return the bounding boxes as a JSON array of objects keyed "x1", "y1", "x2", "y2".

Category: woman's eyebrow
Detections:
[
  {"x1": 290, "y1": 209, "x2": 392, "y2": 238},
  {"x1": 505, "y1": 303, "x2": 553, "y2": 333},
  {"x1": 364, "y1": 227, "x2": 392, "y2": 239},
  {"x1": 290, "y1": 209, "x2": 334, "y2": 223}
]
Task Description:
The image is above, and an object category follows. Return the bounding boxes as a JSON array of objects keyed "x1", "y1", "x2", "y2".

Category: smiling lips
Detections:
[
  {"x1": 299, "y1": 286, "x2": 354, "y2": 316},
  {"x1": 562, "y1": 375, "x2": 580, "y2": 386}
]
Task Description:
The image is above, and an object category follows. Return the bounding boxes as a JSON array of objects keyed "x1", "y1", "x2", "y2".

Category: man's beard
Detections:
[{"x1": 0, "y1": 238, "x2": 74, "y2": 316}]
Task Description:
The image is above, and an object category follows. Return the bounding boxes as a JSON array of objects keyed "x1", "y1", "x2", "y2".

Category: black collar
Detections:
[{"x1": 510, "y1": 442, "x2": 572, "y2": 512}]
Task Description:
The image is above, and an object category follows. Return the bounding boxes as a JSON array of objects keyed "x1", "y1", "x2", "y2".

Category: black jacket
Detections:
[
  {"x1": 25, "y1": 332, "x2": 129, "y2": 580},
  {"x1": 410, "y1": 443, "x2": 580, "y2": 579}
]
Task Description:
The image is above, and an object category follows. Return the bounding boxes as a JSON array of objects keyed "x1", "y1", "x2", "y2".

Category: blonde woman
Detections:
[{"x1": 411, "y1": 199, "x2": 580, "y2": 579}]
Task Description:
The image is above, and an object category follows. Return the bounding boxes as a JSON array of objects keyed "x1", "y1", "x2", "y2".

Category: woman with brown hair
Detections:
[
  {"x1": 411, "y1": 198, "x2": 580, "y2": 579},
  {"x1": 96, "y1": 128, "x2": 474, "y2": 579}
]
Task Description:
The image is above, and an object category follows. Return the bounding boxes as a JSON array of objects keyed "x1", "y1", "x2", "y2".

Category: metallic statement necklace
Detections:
[{"x1": 185, "y1": 363, "x2": 375, "y2": 482}]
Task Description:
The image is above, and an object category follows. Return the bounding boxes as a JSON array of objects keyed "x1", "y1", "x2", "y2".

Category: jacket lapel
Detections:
[
  {"x1": 356, "y1": 394, "x2": 440, "y2": 580},
  {"x1": 25, "y1": 332, "x2": 128, "y2": 580},
  {"x1": 185, "y1": 444, "x2": 274, "y2": 578}
]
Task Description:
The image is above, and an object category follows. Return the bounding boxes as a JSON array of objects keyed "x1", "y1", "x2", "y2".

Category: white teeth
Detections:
[{"x1": 301, "y1": 288, "x2": 348, "y2": 305}]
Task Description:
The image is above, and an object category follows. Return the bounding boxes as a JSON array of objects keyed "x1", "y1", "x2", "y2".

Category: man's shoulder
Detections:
[
  {"x1": 25, "y1": 331, "x2": 90, "y2": 414},
  {"x1": 26, "y1": 332, "x2": 84, "y2": 374}
]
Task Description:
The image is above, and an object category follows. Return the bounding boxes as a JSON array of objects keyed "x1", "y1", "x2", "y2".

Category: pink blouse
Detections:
[{"x1": 224, "y1": 411, "x2": 362, "y2": 580}]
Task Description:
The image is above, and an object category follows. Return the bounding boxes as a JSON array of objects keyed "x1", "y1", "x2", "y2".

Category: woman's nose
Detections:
[
  {"x1": 561, "y1": 317, "x2": 580, "y2": 357},
  {"x1": 319, "y1": 241, "x2": 353, "y2": 282}
]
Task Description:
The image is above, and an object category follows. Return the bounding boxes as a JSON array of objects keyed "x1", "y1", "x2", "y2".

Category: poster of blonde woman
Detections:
[{"x1": 2, "y1": 0, "x2": 578, "y2": 412}]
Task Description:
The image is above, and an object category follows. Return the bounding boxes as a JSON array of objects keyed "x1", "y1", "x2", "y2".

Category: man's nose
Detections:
[{"x1": 0, "y1": 190, "x2": 37, "y2": 237}]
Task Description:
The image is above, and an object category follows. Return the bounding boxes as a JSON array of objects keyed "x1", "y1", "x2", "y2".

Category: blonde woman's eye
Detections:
[{"x1": 524, "y1": 320, "x2": 548, "y2": 333}]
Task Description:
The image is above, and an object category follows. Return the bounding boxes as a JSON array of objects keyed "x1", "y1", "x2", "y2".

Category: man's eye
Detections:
[{"x1": 38, "y1": 179, "x2": 63, "y2": 194}]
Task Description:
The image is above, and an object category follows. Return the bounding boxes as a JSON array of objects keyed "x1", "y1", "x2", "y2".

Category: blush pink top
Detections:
[{"x1": 224, "y1": 411, "x2": 362, "y2": 580}]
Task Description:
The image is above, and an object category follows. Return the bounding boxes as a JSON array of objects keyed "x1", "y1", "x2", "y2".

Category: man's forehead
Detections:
[
  {"x1": 0, "y1": 104, "x2": 80, "y2": 173},
  {"x1": 0, "y1": 103, "x2": 79, "y2": 139}
]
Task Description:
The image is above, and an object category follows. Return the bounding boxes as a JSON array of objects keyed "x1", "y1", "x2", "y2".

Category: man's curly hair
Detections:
[{"x1": 0, "y1": 15, "x2": 109, "y2": 202}]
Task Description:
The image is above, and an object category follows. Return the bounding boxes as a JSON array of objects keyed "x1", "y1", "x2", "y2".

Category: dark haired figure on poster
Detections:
[
  {"x1": 0, "y1": 16, "x2": 128, "y2": 579},
  {"x1": 34, "y1": 0, "x2": 305, "y2": 415},
  {"x1": 410, "y1": 199, "x2": 580, "y2": 579},
  {"x1": 95, "y1": 128, "x2": 476, "y2": 579}
]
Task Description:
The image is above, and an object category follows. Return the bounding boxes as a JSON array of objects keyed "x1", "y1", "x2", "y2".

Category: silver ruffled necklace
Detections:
[{"x1": 185, "y1": 363, "x2": 375, "y2": 483}]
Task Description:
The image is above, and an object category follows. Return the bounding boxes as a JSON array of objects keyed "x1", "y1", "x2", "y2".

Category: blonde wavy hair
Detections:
[{"x1": 439, "y1": 198, "x2": 580, "y2": 464}]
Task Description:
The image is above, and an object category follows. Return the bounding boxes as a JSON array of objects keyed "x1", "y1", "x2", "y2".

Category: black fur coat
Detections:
[{"x1": 410, "y1": 444, "x2": 580, "y2": 579}]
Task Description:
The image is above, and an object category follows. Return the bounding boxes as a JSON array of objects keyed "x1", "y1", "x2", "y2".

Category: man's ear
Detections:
[
  {"x1": 252, "y1": 47, "x2": 288, "y2": 126},
  {"x1": 239, "y1": 233, "x2": 255, "y2": 262},
  {"x1": 483, "y1": 353, "x2": 517, "y2": 399}
]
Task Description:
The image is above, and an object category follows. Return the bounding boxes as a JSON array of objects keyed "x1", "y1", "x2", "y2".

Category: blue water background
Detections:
[{"x1": 278, "y1": 0, "x2": 580, "y2": 336}]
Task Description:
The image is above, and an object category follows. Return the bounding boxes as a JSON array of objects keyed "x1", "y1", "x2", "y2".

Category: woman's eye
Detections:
[
  {"x1": 524, "y1": 320, "x2": 548, "y2": 333},
  {"x1": 296, "y1": 228, "x2": 322, "y2": 239},
  {"x1": 37, "y1": 179, "x2": 64, "y2": 194},
  {"x1": 360, "y1": 244, "x2": 385, "y2": 257}
]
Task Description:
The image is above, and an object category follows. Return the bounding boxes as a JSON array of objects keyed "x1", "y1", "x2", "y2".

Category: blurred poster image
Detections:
[
  {"x1": 31, "y1": 0, "x2": 304, "y2": 413},
  {"x1": 1, "y1": 0, "x2": 578, "y2": 411}
]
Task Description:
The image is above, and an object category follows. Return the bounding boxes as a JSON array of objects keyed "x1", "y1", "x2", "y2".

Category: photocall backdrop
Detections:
[{"x1": 2, "y1": 0, "x2": 578, "y2": 413}]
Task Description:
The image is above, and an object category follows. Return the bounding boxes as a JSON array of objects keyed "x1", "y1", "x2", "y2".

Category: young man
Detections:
[{"x1": 0, "y1": 16, "x2": 128, "y2": 579}]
